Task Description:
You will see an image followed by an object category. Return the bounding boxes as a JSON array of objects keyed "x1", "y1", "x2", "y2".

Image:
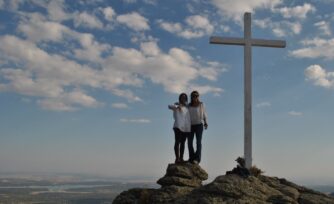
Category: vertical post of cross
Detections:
[{"x1": 244, "y1": 12, "x2": 252, "y2": 169}]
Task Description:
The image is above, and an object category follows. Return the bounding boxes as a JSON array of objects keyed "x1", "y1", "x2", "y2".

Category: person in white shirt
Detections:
[
  {"x1": 188, "y1": 90, "x2": 208, "y2": 164},
  {"x1": 168, "y1": 93, "x2": 191, "y2": 163}
]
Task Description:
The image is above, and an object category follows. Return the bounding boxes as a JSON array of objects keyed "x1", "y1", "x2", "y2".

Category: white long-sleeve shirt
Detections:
[
  {"x1": 168, "y1": 104, "x2": 191, "y2": 132},
  {"x1": 188, "y1": 103, "x2": 207, "y2": 125}
]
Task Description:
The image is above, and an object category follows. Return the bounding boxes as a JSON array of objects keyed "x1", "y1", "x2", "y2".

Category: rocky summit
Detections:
[{"x1": 113, "y1": 163, "x2": 334, "y2": 204}]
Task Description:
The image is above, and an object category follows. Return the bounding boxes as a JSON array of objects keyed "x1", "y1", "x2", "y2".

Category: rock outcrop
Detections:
[
  {"x1": 113, "y1": 163, "x2": 334, "y2": 204},
  {"x1": 113, "y1": 162, "x2": 208, "y2": 204},
  {"x1": 157, "y1": 162, "x2": 208, "y2": 188},
  {"x1": 174, "y1": 174, "x2": 334, "y2": 204}
]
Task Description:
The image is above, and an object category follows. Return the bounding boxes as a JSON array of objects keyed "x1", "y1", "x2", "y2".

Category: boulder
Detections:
[
  {"x1": 112, "y1": 188, "x2": 156, "y2": 204},
  {"x1": 113, "y1": 162, "x2": 208, "y2": 204},
  {"x1": 157, "y1": 163, "x2": 208, "y2": 188}
]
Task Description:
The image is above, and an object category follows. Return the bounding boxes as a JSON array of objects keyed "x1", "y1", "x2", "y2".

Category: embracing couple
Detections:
[{"x1": 168, "y1": 91, "x2": 208, "y2": 165}]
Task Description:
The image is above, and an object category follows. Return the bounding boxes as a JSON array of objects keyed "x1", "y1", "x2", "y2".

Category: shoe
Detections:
[{"x1": 192, "y1": 160, "x2": 199, "y2": 165}]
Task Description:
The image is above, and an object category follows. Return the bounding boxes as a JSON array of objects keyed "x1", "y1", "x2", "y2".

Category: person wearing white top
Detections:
[
  {"x1": 168, "y1": 93, "x2": 191, "y2": 163},
  {"x1": 188, "y1": 90, "x2": 208, "y2": 164}
]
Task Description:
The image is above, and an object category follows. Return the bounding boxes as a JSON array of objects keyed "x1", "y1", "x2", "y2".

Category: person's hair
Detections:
[
  {"x1": 179, "y1": 93, "x2": 188, "y2": 103},
  {"x1": 190, "y1": 90, "x2": 200, "y2": 106}
]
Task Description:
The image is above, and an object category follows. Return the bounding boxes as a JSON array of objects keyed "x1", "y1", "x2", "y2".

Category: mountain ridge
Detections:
[{"x1": 113, "y1": 162, "x2": 334, "y2": 204}]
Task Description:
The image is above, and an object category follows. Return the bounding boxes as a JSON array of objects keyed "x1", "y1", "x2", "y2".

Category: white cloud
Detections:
[
  {"x1": 18, "y1": 13, "x2": 70, "y2": 42},
  {"x1": 103, "y1": 7, "x2": 116, "y2": 21},
  {"x1": 254, "y1": 18, "x2": 301, "y2": 37},
  {"x1": 0, "y1": 35, "x2": 223, "y2": 111},
  {"x1": 17, "y1": 13, "x2": 110, "y2": 63},
  {"x1": 256, "y1": 102, "x2": 271, "y2": 108},
  {"x1": 65, "y1": 90, "x2": 102, "y2": 107},
  {"x1": 38, "y1": 90, "x2": 102, "y2": 111},
  {"x1": 314, "y1": 21, "x2": 332, "y2": 36},
  {"x1": 122, "y1": 0, "x2": 136, "y2": 3},
  {"x1": 158, "y1": 21, "x2": 182, "y2": 33},
  {"x1": 0, "y1": 0, "x2": 4, "y2": 9},
  {"x1": 305, "y1": 64, "x2": 334, "y2": 88},
  {"x1": 291, "y1": 38, "x2": 334, "y2": 59},
  {"x1": 288, "y1": 111, "x2": 303, "y2": 116},
  {"x1": 220, "y1": 25, "x2": 231, "y2": 32},
  {"x1": 190, "y1": 85, "x2": 224, "y2": 96},
  {"x1": 143, "y1": 0, "x2": 156, "y2": 5},
  {"x1": 0, "y1": 35, "x2": 105, "y2": 109},
  {"x1": 28, "y1": 0, "x2": 70, "y2": 22},
  {"x1": 109, "y1": 88, "x2": 143, "y2": 102},
  {"x1": 120, "y1": 118, "x2": 151, "y2": 123},
  {"x1": 116, "y1": 12, "x2": 150, "y2": 31},
  {"x1": 290, "y1": 22, "x2": 302, "y2": 34},
  {"x1": 0, "y1": 4, "x2": 224, "y2": 111},
  {"x1": 273, "y1": 21, "x2": 301, "y2": 37},
  {"x1": 74, "y1": 33, "x2": 111, "y2": 63},
  {"x1": 185, "y1": 15, "x2": 214, "y2": 34},
  {"x1": 158, "y1": 15, "x2": 214, "y2": 39},
  {"x1": 105, "y1": 41, "x2": 224, "y2": 95},
  {"x1": 0, "y1": 65, "x2": 102, "y2": 111},
  {"x1": 198, "y1": 61, "x2": 227, "y2": 81},
  {"x1": 112, "y1": 103, "x2": 128, "y2": 109},
  {"x1": 38, "y1": 98, "x2": 76, "y2": 111},
  {"x1": 140, "y1": 41, "x2": 160, "y2": 56},
  {"x1": 210, "y1": 0, "x2": 313, "y2": 37},
  {"x1": 254, "y1": 18, "x2": 270, "y2": 28},
  {"x1": 73, "y1": 12, "x2": 104, "y2": 29},
  {"x1": 0, "y1": 68, "x2": 63, "y2": 98},
  {"x1": 47, "y1": 0, "x2": 70, "y2": 22},
  {"x1": 273, "y1": 3, "x2": 316, "y2": 19},
  {"x1": 211, "y1": 0, "x2": 282, "y2": 22}
]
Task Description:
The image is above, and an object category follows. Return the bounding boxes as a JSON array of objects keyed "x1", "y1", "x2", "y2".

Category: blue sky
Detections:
[{"x1": 0, "y1": 0, "x2": 334, "y2": 185}]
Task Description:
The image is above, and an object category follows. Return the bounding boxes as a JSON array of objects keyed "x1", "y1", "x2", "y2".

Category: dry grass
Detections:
[{"x1": 249, "y1": 165, "x2": 264, "y2": 177}]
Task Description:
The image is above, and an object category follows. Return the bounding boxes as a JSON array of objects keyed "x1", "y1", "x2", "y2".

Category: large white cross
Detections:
[{"x1": 210, "y1": 12, "x2": 286, "y2": 169}]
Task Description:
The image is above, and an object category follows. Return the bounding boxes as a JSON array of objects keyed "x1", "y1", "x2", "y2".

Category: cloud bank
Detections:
[{"x1": 0, "y1": 1, "x2": 224, "y2": 111}]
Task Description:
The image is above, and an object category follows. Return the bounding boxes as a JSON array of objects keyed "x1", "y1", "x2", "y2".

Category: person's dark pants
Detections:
[
  {"x1": 173, "y1": 128, "x2": 187, "y2": 161},
  {"x1": 187, "y1": 124, "x2": 203, "y2": 163}
]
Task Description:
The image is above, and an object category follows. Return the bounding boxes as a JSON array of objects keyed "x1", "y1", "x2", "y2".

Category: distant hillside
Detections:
[
  {"x1": 308, "y1": 185, "x2": 334, "y2": 194},
  {"x1": 113, "y1": 163, "x2": 334, "y2": 204}
]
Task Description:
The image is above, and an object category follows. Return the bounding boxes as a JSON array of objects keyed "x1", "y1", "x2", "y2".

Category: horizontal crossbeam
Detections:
[
  {"x1": 210, "y1": 36, "x2": 286, "y2": 48},
  {"x1": 210, "y1": 37, "x2": 245, "y2": 46},
  {"x1": 252, "y1": 39, "x2": 286, "y2": 48}
]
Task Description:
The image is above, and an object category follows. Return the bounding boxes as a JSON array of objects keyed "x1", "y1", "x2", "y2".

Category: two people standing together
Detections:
[{"x1": 168, "y1": 91, "x2": 208, "y2": 164}]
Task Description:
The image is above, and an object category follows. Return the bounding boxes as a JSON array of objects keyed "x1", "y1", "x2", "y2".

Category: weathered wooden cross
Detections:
[{"x1": 210, "y1": 12, "x2": 286, "y2": 169}]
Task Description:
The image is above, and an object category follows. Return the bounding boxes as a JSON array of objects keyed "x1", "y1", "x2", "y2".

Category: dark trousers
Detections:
[
  {"x1": 188, "y1": 124, "x2": 203, "y2": 163},
  {"x1": 173, "y1": 128, "x2": 187, "y2": 160}
]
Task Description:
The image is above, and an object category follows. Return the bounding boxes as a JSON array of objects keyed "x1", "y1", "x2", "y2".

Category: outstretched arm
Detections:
[{"x1": 168, "y1": 104, "x2": 178, "y2": 111}]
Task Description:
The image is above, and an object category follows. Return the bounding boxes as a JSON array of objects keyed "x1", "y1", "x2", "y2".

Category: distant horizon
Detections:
[{"x1": 1, "y1": 169, "x2": 334, "y2": 186}]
